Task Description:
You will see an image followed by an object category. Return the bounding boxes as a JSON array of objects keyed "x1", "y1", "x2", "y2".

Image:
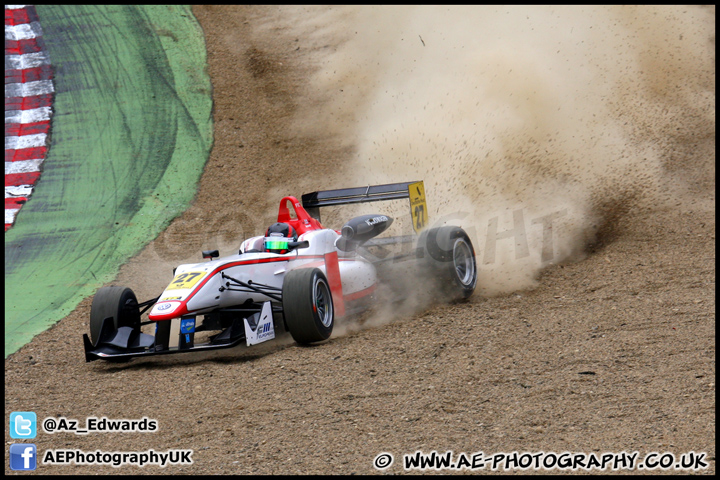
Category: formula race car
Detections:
[{"x1": 83, "y1": 181, "x2": 477, "y2": 362}]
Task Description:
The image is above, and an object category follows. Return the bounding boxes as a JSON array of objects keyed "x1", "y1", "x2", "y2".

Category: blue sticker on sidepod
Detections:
[{"x1": 180, "y1": 318, "x2": 195, "y2": 334}]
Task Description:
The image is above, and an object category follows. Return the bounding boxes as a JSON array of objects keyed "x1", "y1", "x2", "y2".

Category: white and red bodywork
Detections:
[
  {"x1": 148, "y1": 197, "x2": 376, "y2": 323},
  {"x1": 83, "y1": 182, "x2": 432, "y2": 362}
]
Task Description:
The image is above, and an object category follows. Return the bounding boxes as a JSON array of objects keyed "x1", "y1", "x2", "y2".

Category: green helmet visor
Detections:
[{"x1": 264, "y1": 237, "x2": 291, "y2": 251}]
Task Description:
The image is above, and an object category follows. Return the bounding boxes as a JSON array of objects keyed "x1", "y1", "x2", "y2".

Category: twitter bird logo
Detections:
[{"x1": 10, "y1": 412, "x2": 37, "y2": 439}]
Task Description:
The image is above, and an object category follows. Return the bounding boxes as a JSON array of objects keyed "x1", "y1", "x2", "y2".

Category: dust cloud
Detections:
[{"x1": 279, "y1": 5, "x2": 714, "y2": 298}]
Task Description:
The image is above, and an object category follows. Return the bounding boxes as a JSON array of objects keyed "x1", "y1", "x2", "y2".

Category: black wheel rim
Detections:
[{"x1": 313, "y1": 278, "x2": 333, "y2": 327}]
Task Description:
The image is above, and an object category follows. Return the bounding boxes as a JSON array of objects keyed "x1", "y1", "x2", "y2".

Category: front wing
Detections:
[{"x1": 83, "y1": 301, "x2": 275, "y2": 362}]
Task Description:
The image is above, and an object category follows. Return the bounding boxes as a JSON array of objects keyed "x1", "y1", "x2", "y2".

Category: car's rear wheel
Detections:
[
  {"x1": 282, "y1": 268, "x2": 334, "y2": 344},
  {"x1": 89, "y1": 286, "x2": 141, "y2": 346},
  {"x1": 418, "y1": 226, "x2": 477, "y2": 300}
]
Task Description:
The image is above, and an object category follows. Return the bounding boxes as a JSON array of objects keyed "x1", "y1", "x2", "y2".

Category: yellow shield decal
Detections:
[{"x1": 408, "y1": 181, "x2": 428, "y2": 233}]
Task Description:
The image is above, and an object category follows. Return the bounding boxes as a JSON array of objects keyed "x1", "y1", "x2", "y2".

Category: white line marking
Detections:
[
  {"x1": 5, "y1": 106, "x2": 52, "y2": 124},
  {"x1": 5, "y1": 79, "x2": 54, "y2": 97},
  {"x1": 6, "y1": 185, "x2": 34, "y2": 197},
  {"x1": 5, "y1": 208, "x2": 21, "y2": 224},
  {"x1": 5, "y1": 159, "x2": 44, "y2": 174},
  {"x1": 5, "y1": 51, "x2": 51, "y2": 70},
  {"x1": 5, "y1": 133, "x2": 47, "y2": 150},
  {"x1": 5, "y1": 21, "x2": 43, "y2": 41}
]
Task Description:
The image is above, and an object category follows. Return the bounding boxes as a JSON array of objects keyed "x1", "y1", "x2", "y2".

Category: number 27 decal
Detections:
[{"x1": 166, "y1": 271, "x2": 206, "y2": 290}]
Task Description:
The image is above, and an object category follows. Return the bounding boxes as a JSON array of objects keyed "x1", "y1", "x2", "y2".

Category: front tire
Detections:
[
  {"x1": 282, "y1": 268, "x2": 334, "y2": 344},
  {"x1": 89, "y1": 286, "x2": 141, "y2": 346}
]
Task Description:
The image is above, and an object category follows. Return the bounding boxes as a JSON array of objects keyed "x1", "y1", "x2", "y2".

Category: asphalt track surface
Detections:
[{"x1": 4, "y1": 5, "x2": 212, "y2": 357}]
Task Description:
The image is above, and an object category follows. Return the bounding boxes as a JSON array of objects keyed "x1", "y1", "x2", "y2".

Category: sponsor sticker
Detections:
[
  {"x1": 408, "y1": 181, "x2": 427, "y2": 232},
  {"x1": 180, "y1": 318, "x2": 195, "y2": 334},
  {"x1": 150, "y1": 301, "x2": 180, "y2": 316},
  {"x1": 243, "y1": 302, "x2": 275, "y2": 346},
  {"x1": 165, "y1": 271, "x2": 206, "y2": 290},
  {"x1": 365, "y1": 215, "x2": 389, "y2": 226}
]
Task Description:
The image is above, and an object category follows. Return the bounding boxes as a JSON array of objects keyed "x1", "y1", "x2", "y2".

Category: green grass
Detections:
[{"x1": 4, "y1": 5, "x2": 213, "y2": 357}]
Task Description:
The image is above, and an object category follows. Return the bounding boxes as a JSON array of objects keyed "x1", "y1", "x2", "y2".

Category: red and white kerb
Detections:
[{"x1": 5, "y1": 5, "x2": 54, "y2": 231}]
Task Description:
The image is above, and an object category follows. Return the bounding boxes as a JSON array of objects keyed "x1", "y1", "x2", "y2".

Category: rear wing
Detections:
[{"x1": 301, "y1": 180, "x2": 428, "y2": 233}]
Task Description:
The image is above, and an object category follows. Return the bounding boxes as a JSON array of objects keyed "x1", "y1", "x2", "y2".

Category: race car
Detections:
[{"x1": 82, "y1": 181, "x2": 477, "y2": 362}]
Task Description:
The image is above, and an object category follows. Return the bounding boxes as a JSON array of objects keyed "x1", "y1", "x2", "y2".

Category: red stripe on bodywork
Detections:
[
  {"x1": 324, "y1": 251, "x2": 345, "y2": 317},
  {"x1": 148, "y1": 254, "x2": 327, "y2": 321},
  {"x1": 343, "y1": 283, "x2": 376, "y2": 302},
  {"x1": 298, "y1": 257, "x2": 356, "y2": 270}
]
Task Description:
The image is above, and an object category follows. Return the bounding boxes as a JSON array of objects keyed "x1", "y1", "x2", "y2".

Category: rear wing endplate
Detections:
[{"x1": 302, "y1": 180, "x2": 428, "y2": 233}]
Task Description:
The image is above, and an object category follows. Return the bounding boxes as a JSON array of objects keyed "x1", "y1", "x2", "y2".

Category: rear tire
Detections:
[
  {"x1": 282, "y1": 268, "x2": 334, "y2": 344},
  {"x1": 89, "y1": 286, "x2": 141, "y2": 346},
  {"x1": 418, "y1": 226, "x2": 477, "y2": 300}
]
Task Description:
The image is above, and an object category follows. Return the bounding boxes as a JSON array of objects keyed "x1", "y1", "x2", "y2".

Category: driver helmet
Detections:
[{"x1": 264, "y1": 222, "x2": 298, "y2": 254}]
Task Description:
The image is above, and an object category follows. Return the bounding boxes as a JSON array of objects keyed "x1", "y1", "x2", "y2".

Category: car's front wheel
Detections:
[
  {"x1": 89, "y1": 286, "x2": 141, "y2": 346},
  {"x1": 282, "y1": 268, "x2": 334, "y2": 344}
]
